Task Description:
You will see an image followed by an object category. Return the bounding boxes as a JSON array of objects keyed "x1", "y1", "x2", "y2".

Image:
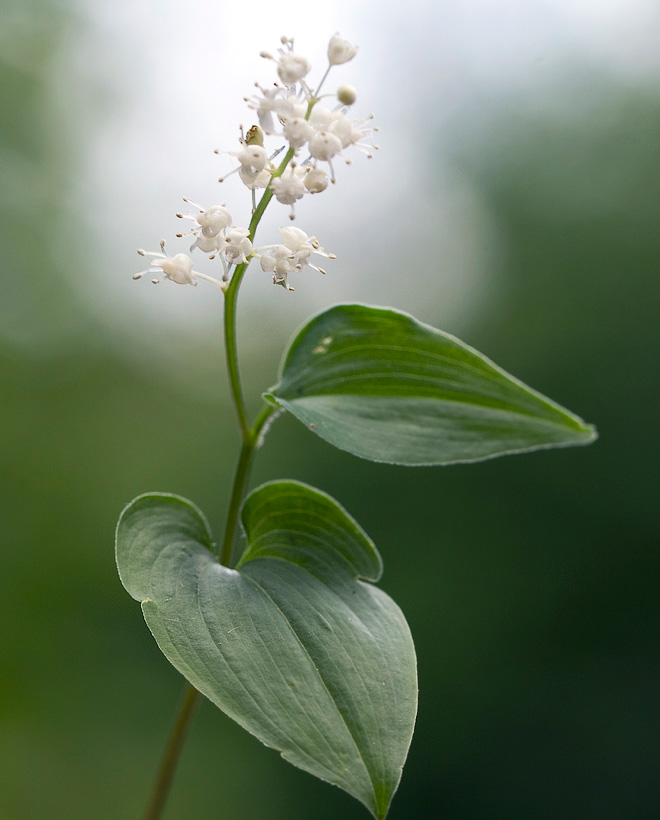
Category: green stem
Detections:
[
  {"x1": 144, "y1": 101, "x2": 314, "y2": 820},
  {"x1": 219, "y1": 402, "x2": 277, "y2": 567},
  {"x1": 219, "y1": 133, "x2": 308, "y2": 558},
  {"x1": 143, "y1": 683, "x2": 201, "y2": 820},
  {"x1": 223, "y1": 260, "x2": 250, "y2": 437},
  {"x1": 222, "y1": 142, "x2": 298, "y2": 437}
]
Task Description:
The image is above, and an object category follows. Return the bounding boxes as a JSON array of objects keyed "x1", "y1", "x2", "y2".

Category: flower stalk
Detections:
[{"x1": 132, "y1": 33, "x2": 367, "y2": 820}]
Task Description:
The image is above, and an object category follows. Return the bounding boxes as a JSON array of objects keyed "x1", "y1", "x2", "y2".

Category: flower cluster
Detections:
[{"x1": 134, "y1": 34, "x2": 376, "y2": 294}]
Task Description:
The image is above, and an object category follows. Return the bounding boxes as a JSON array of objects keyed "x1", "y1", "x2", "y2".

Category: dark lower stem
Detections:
[{"x1": 143, "y1": 683, "x2": 201, "y2": 820}]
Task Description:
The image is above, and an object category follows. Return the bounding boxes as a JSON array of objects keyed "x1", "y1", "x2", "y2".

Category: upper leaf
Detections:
[
  {"x1": 116, "y1": 484, "x2": 417, "y2": 819},
  {"x1": 265, "y1": 304, "x2": 597, "y2": 465}
]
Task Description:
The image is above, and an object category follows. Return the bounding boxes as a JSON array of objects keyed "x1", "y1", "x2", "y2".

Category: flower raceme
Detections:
[{"x1": 133, "y1": 34, "x2": 375, "y2": 294}]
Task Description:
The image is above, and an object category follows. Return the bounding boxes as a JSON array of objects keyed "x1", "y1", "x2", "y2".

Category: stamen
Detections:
[{"x1": 182, "y1": 196, "x2": 205, "y2": 211}]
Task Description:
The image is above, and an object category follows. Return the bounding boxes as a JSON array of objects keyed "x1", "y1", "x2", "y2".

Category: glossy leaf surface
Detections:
[
  {"x1": 115, "y1": 483, "x2": 417, "y2": 818},
  {"x1": 265, "y1": 304, "x2": 597, "y2": 465}
]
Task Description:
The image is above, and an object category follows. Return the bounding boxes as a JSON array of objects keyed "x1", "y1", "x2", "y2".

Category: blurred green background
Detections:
[{"x1": 1, "y1": 2, "x2": 658, "y2": 819}]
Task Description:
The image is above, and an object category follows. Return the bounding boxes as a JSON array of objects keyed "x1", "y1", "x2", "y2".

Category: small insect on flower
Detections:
[{"x1": 245, "y1": 125, "x2": 264, "y2": 146}]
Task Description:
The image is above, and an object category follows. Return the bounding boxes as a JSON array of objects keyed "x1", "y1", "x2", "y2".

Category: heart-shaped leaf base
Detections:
[{"x1": 116, "y1": 482, "x2": 417, "y2": 818}]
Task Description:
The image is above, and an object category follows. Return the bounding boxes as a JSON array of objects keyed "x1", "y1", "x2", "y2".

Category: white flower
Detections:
[
  {"x1": 134, "y1": 243, "x2": 198, "y2": 286},
  {"x1": 260, "y1": 37, "x2": 311, "y2": 87},
  {"x1": 279, "y1": 226, "x2": 314, "y2": 255},
  {"x1": 270, "y1": 165, "x2": 306, "y2": 219},
  {"x1": 133, "y1": 242, "x2": 227, "y2": 290},
  {"x1": 221, "y1": 227, "x2": 252, "y2": 265},
  {"x1": 277, "y1": 53, "x2": 311, "y2": 86},
  {"x1": 308, "y1": 131, "x2": 344, "y2": 181},
  {"x1": 308, "y1": 131, "x2": 343, "y2": 161},
  {"x1": 239, "y1": 166, "x2": 271, "y2": 190},
  {"x1": 303, "y1": 167, "x2": 329, "y2": 194},
  {"x1": 341, "y1": 113, "x2": 379, "y2": 157},
  {"x1": 259, "y1": 245, "x2": 296, "y2": 291},
  {"x1": 245, "y1": 84, "x2": 285, "y2": 134},
  {"x1": 256, "y1": 227, "x2": 334, "y2": 292},
  {"x1": 278, "y1": 93, "x2": 308, "y2": 119},
  {"x1": 279, "y1": 226, "x2": 335, "y2": 274},
  {"x1": 327, "y1": 112, "x2": 379, "y2": 158},
  {"x1": 309, "y1": 106, "x2": 333, "y2": 130},
  {"x1": 189, "y1": 232, "x2": 222, "y2": 254},
  {"x1": 328, "y1": 113, "x2": 353, "y2": 149},
  {"x1": 235, "y1": 145, "x2": 269, "y2": 174},
  {"x1": 328, "y1": 34, "x2": 358, "y2": 66},
  {"x1": 176, "y1": 198, "x2": 232, "y2": 239},
  {"x1": 282, "y1": 117, "x2": 315, "y2": 150},
  {"x1": 219, "y1": 143, "x2": 272, "y2": 187}
]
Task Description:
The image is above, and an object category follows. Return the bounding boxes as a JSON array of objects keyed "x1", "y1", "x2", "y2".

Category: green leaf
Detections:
[
  {"x1": 265, "y1": 304, "x2": 597, "y2": 465},
  {"x1": 115, "y1": 484, "x2": 417, "y2": 819}
]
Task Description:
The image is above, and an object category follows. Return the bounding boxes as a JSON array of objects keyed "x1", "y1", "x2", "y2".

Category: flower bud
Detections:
[
  {"x1": 304, "y1": 167, "x2": 329, "y2": 194},
  {"x1": 328, "y1": 34, "x2": 358, "y2": 66},
  {"x1": 337, "y1": 85, "x2": 357, "y2": 106}
]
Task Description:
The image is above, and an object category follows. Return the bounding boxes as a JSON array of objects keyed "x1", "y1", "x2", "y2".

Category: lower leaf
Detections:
[{"x1": 115, "y1": 483, "x2": 417, "y2": 819}]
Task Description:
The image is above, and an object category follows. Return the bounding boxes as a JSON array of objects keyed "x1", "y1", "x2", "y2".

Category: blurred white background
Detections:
[{"x1": 4, "y1": 0, "x2": 657, "y2": 367}]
